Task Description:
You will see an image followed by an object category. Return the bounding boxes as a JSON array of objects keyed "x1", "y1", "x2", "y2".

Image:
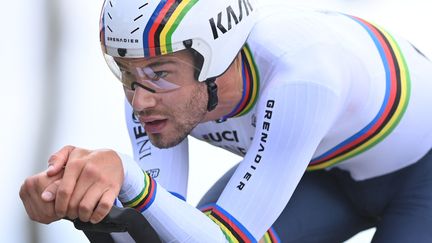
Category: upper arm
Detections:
[{"x1": 206, "y1": 52, "x2": 347, "y2": 240}]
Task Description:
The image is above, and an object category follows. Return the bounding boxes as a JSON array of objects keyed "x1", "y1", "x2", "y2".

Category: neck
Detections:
[{"x1": 203, "y1": 45, "x2": 259, "y2": 122}]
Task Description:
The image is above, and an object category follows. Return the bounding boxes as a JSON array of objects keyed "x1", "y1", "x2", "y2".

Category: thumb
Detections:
[
  {"x1": 46, "y1": 145, "x2": 75, "y2": 176},
  {"x1": 41, "y1": 179, "x2": 61, "y2": 202}
]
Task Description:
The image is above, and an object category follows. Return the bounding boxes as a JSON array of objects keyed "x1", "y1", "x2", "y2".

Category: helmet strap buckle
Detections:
[{"x1": 205, "y1": 78, "x2": 218, "y2": 111}]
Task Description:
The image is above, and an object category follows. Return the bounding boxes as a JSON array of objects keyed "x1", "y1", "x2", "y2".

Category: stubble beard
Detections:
[{"x1": 148, "y1": 83, "x2": 208, "y2": 149}]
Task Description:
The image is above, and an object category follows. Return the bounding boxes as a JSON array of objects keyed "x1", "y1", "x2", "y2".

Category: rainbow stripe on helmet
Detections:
[{"x1": 143, "y1": 0, "x2": 198, "y2": 57}]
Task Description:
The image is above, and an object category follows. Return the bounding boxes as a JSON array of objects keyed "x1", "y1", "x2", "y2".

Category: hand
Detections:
[
  {"x1": 49, "y1": 146, "x2": 124, "y2": 224},
  {"x1": 19, "y1": 170, "x2": 63, "y2": 224}
]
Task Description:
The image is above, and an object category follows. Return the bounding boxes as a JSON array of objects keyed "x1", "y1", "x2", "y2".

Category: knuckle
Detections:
[
  {"x1": 56, "y1": 207, "x2": 67, "y2": 217},
  {"x1": 100, "y1": 148, "x2": 115, "y2": 156},
  {"x1": 57, "y1": 187, "x2": 71, "y2": 198},
  {"x1": 19, "y1": 185, "x2": 27, "y2": 199},
  {"x1": 98, "y1": 176, "x2": 110, "y2": 186},
  {"x1": 62, "y1": 145, "x2": 76, "y2": 154},
  {"x1": 66, "y1": 211, "x2": 77, "y2": 220},
  {"x1": 91, "y1": 211, "x2": 104, "y2": 223},
  {"x1": 78, "y1": 203, "x2": 92, "y2": 215},
  {"x1": 64, "y1": 145, "x2": 75, "y2": 150},
  {"x1": 68, "y1": 200, "x2": 78, "y2": 212},
  {"x1": 68, "y1": 158, "x2": 84, "y2": 169},
  {"x1": 82, "y1": 163, "x2": 99, "y2": 178},
  {"x1": 98, "y1": 201, "x2": 111, "y2": 212},
  {"x1": 48, "y1": 154, "x2": 59, "y2": 162},
  {"x1": 23, "y1": 177, "x2": 35, "y2": 189},
  {"x1": 65, "y1": 161, "x2": 84, "y2": 174}
]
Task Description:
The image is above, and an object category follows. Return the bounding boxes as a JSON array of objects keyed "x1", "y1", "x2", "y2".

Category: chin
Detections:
[{"x1": 148, "y1": 133, "x2": 186, "y2": 149}]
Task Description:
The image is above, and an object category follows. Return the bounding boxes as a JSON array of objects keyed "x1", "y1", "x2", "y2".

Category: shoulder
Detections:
[
  {"x1": 246, "y1": 9, "x2": 357, "y2": 93},
  {"x1": 250, "y1": 7, "x2": 336, "y2": 54}
]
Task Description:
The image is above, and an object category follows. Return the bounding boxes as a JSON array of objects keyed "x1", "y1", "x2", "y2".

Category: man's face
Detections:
[{"x1": 116, "y1": 50, "x2": 208, "y2": 148}]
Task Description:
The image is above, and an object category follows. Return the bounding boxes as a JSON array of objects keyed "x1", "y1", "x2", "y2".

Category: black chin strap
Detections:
[{"x1": 205, "y1": 78, "x2": 218, "y2": 111}]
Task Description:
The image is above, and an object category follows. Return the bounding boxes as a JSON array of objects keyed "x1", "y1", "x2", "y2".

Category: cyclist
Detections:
[{"x1": 20, "y1": 0, "x2": 432, "y2": 242}]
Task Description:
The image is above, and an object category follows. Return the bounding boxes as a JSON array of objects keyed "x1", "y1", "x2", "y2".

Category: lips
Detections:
[{"x1": 139, "y1": 117, "x2": 168, "y2": 134}]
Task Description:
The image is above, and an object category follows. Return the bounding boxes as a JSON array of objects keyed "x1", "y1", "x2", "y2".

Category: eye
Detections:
[
  {"x1": 141, "y1": 67, "x2": 168, "y2": 81},
  {"x1": 149, "y1": 71, "x2": 168, "y2": 81}
]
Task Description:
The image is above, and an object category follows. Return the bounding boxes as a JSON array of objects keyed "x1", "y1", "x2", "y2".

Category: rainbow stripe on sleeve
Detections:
[
  {"x1": 262, "y1": 227, "x2": 281, "y2": 243},
  {"x1": 200, "y1": 204, "x2": 280, "y2": 243},
  {"x1": 143, "y1": 0, "x2": 198, "y2": 56},
  {"x1": 122, "y1": 171, "x2": 157, "y2": 212},
  {"x1": 308, "y1": 15, "x2": 411, "y2": 170}
]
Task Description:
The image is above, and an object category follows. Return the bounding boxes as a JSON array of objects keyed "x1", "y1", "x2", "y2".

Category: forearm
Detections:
[{"x1": 118, "y1": 154, "x2": 228, "y2": 242}]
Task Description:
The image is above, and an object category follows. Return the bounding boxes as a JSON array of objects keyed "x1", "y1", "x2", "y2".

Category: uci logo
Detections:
[
  {"x1": 209, "y1": 0, "x2": 254, "y2": 40},
  {"x1": 203, "y1": 131, "x2": 240, "y2": 143}
]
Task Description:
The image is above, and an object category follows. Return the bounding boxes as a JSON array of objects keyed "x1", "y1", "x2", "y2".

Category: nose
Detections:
[{"x1": 131, "y1": 85, "x2": 157, "y2": 112}]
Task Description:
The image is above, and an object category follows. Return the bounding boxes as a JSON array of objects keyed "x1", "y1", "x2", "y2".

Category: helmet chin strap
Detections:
[
  {"x1": 205, "y1": 78, "x2": 218, "y2": 111},
  {"x1": 181, "y1": 40, "x2": 217, "y2": 111}
]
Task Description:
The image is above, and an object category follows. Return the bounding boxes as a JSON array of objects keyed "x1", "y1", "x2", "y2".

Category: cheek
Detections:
[
  {"x1": 186, "y1": 83, "x2": 208, "y2": 112},
  {"x1": 161, "y1": 85, "x2": 195, "y2": 104}
]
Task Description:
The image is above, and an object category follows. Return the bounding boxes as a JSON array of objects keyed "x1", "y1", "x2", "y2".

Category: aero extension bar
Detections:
[{"x1": 69, "y1": 206, "x2": 161, "y2": 243}]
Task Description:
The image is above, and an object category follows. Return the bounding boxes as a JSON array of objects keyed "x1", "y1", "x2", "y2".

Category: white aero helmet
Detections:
[{"x1": 100, "y1": 0, "x2": 257, "y2": 82}]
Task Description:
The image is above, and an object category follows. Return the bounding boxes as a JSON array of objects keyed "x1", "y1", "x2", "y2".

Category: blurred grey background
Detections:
[{"x1": 1, "y1": 0, "x2": 430, "y2": 242}]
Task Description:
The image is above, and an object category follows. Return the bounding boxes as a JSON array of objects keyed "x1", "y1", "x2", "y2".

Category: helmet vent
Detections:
[
  {"x1": 131, "y1": 27, "x2": 140, "y2": 34},
  {"x1": 139, "y1": 3, "x2": 149, "y2": 9},
  {"x1": 106, "y1": 12, "x2": 112, "y2": 32},
  {"x1": 107, "y1": 1, "x2": 113, "y2": 32},
  {"x1": 134, "y1": 14, "x2": 143, "y2": 21}
]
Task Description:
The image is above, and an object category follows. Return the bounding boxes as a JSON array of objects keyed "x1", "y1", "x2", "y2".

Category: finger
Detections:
[
  {"x1": 41, "y1": 180, "x2": 61, "y2": 202},
  {"x1": 55, "y1": 158, "x2": 85, "y2": 218},
  {"x1": 27, "y1": 183, "x2": 58, "y2": 224},
  {"x1": 47, "y1": 145, "x2": 75, "y2": 176},
  {"x1": 30, "y1": 191, "x2": 58, "y2": 224},
  {"x1": 20, "y1": 173, "x2": 63, "y2": 224},
  {"x1": 90, "y1": 189, "x2": 116, "y2": 224},
  {"x1": 66, "y1": 172, "x2": 97, "y2": 220},
  {"x1": 41, "y1": 200, "x2": 58, "y2": 224},
  {"x1": 76, "y1": 183, "x2": 106, "y2": 222}
]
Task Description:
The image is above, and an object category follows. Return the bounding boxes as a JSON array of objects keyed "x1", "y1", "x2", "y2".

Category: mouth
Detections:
[{"x1": 139, "y1": 117, "x2": 168, "y2": 134}]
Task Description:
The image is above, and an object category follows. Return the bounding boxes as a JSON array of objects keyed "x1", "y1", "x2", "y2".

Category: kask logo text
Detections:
[{"x1": 209, "y1": 0, "x2": 254, "y2": 40}]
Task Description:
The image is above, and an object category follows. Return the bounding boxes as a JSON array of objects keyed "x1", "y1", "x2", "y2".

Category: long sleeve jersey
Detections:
[{"x1": 117, "y1": 7, "x2": 432, "y2": 242}]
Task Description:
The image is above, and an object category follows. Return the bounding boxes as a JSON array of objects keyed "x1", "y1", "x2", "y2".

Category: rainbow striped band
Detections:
[
  {"x1": 143, "y1": 0, "x2": 198, "y2": 56},
  {"x1": 308, "y1": 15, "x2": 411, "y2": 170},
  {"x1": 200, "y1": 204, "x2": 280, "y2": 242},
  {"x1": 122, "y1": 171, "x2": 157, "y2": 212},
  {"x1": 222, "y1": 44, "x2": 260, "y2": 120},
  {"x1": 262, "y1": 227, "x2": 280, "y2": 243}
]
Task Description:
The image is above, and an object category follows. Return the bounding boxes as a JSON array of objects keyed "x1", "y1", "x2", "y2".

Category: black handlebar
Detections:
[{"x1": 69, "y1": 206, "x2": 161, "y2": 243}]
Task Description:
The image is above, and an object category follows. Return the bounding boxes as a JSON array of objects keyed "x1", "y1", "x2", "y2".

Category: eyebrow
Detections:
[
  {"x1": 146, "y1": 60, "x2": 176, "y2": 68},
  {"x1": 115, "y1": 59, "x2": 176, "y2": 70}
]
